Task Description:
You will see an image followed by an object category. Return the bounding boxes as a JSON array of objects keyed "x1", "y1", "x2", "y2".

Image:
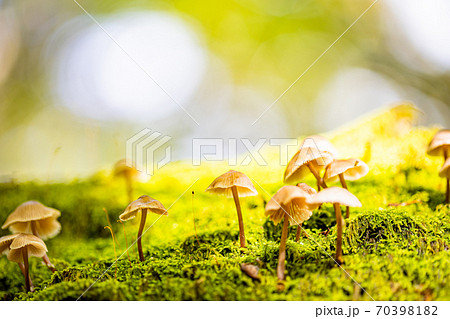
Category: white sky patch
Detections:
[
  {"x1": 382, "y1": 0, "x2": 450, "y2": 72},
  {"x1": 47, "y1": 11, "x2": 207, "y2": 123}
]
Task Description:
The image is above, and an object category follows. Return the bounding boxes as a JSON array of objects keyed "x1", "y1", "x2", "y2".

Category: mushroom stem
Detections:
[
  {"x1": 338, "y1": 174, "x2": 351, "y2": 218},
  {"x1": 316, "y1": 180, "x2": 322, "y2": 209},
  {"x1": 231, "y1": 186, "x2": 246, "y2": 248},
  {"x1": 137, "y1": 208, "x2": 148, "y2": 262},
  {"x1": 30, "y1": 221, "x2": 56, "y2": 272},
  {"x1": 307, "y1": 162, "x2": 327, "y2": 188},
  {"x1": 22, "y1": 247, "x2": 31, "y2": 292},
  {"x1": 445, "y1": 149, "x2": 449, "y2": 204},
  {"x1": 333, "y1": 203, "x2": 344, "y2": 265},
  {"x1": 18, "y1": 262, "x2": 34, "y2": 291},
  {"x1": 277, "y1": 213, "x2": 290, "y2": 281},
  {"x1": 296, "y1": 224, "x2": 301, "y2": 242}
]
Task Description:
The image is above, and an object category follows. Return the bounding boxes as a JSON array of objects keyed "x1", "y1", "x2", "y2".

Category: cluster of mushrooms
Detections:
[
  {"x1": 118, "y1": 135, "x2": 369, "y2": 284},
  {"x1": 0, "y1": 201, "x2": 61, "y2": 291},
  {"x1": 3, "y1": 129, "x2": 449, "y2": 293},
  {"x1": 427, "y1": 129, "x2": 450, "y2": 203}
]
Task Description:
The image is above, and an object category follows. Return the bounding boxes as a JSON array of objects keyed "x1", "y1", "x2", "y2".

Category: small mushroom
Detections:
[
  {"x1": 427, "y1": 129, "x2": 450, "y2": 203},
  {"x1": 206, "y1": 170, "x2": 258, "y2": 248},
  {"x1": 307, "y1": 187, "x2": 361, "y2": 265},
  {"x1": 1, "y1": 201, "x2": 60, "y2": 272},
  {"x1": 265, "y1": 185, "x2": 319, "y2": 281},
  {"x1": 0, "y1": 233, "x2": 48, "y2": 292},
  {"x1": 323, "y1": 159, "x2": 369, "y2": 218},
  {"x1": 284, "y1": 136, "x2": 335, "y2": 188},
  {"x1": 113, "y1": 159, "x2": 140, "y2": 203},
  {"x1": 119, "y1": 195, "x2": 167, "y2": 262}
]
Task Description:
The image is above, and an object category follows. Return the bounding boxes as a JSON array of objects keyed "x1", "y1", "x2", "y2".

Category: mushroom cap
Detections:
[
  {"x1": 305, "y1": 135, "x2": 339, "y2": 158},
  {"x1": 1, "y1": 201, "x2": 61, "y2": 240},
  {"x1": 113, "y1": 159, "x2": 139, "y2": 177},
  {"x1": 206, "y1": 170, "x2": 258, "y2": 198},
  {"x1": 307, "y1": 187, "x2": 362, "y2": 207},
  {"x1": 119, "y1": 195, "x2": 168, "y2": 221},
  {"x1": 427, "y1": 129, "x2": 450, "y2": 157},
  {"x1": 284, "y1": 147, "x2": 334, "y2": 183},
  {"x1": 0, "y1": 234, "x2": 20, "y2": 255},
  {"x1": 323, "y1": 159, "x2": 369, "y2": 182},
  {"x1": 6, "y1": 234, "x2": 48, "y2": 263},
  {"x1": 265, "y1": 185, "x2": 318, "y2": 225},
  {"x1": 439, "y1": 158, "x2": 450, "y2": 178}
]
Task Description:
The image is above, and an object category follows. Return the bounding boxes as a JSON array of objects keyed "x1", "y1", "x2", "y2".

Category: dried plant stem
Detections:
[{"x1": 231, "y1": 186, "x2": 246, "y2": 248}]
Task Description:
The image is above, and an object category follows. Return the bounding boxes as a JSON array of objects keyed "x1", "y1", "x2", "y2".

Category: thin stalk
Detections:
[
  {"x1": 31, "y1": 221, "x2": 56, "y2": 272},
  {"x1": 18, "y1": 262, "x2": 34, "y2": 291},
  {"x1": 338, "y1": 174, "x2": 351, "y2": 218},
  {"x1": 333, "y1": 203, "x2": 344, "y2": 265},
  {"x1": 104, "y1": 226, "x2": 117, "y2": 279},
  {"x1": 231, "y1": 186, "x2": 246, "y2": 248},
  {"x1": 307, "y1": 162, "x2": 327, "y2": 189},
  {"x1": 22, "y1": 247, "x2": 31, "y2": 292},
  {"x1": 445, "y1": 149, "x2": 449, "y2": 204},
  {"x1": 118, "y1": 220, "x2": 132, "y2": 267},
  {"x1": 277, "y1": 212, "x2": 290, "y2": 281},
  {"x1": 137, "y1": 208, "x2": 147, "y2": 262},
  {"x1": 192, "y1": 191, "x2": 200, "y2": 245},
  {"x1": 104, "y1": 208, "x2": 120, "y2": 246}
]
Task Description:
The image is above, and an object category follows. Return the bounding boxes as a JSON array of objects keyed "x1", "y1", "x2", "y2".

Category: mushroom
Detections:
[
  {"x1": 284, "y1": 136, "x2": 335, "y2": 188},
  {"x1": 113, "y1": 159, "x2": 140, "y2": 203},
  {"x1": 0, "y1": 233, "x2": 48, "y2": 292},
  {"x1": 307, "y1": 187, "x2": 361, "y2": 265},
  {"x1": 439, "y1": 158, "x2": 450, "y2": 203},
  {"x1": 265, "y1": 185, "x2": 319, "y2": 281},
  {"x1": 323, "y1": 159, "x2": 369, "y2": 218},
  {"x1": 119, "y1": 195, "x2": 167, "y2": 262},
  {"x1": 1, "y1": 201, "x2": 60, "y2": 272},
  {"x1": 427, "y1": 130, "x2": 450, "y2": 203},
  {"x1": 206, "y1": 170, "x2": 258, "y2": 248}
]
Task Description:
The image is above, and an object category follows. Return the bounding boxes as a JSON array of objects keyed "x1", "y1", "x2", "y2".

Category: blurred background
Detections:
[{"x1": 0, "y1": 0, "x2": 449, "y2": 181}]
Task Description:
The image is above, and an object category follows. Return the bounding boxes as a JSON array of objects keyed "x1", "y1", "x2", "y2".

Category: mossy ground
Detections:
[{"x1": 0, "y1": 106, "x2": 449, "y2": 300}]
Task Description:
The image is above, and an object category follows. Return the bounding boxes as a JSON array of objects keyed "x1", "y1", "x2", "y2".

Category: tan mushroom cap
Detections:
[
  {"x1": 1, "y1": 201, "x2": 61, "y2": 240},
  {"x1": 284, "y1": 147, "x2": 334, "y2": 183},
  {"x1": 439, "y1": 158, "x2": 450, "y2": 178},
  {"x1": 6, "y1": 234, "x2": 48, "y2": 263},
  {"x1": 306, "y1": 135, "x2": 338, "y2": 158},
  {"x1": 0, "y1": 234, "x2": 20, "y2": 255},
  {"x1": 307, "y1": 187, "x2": 362, "y2": 207},
  {"x1": 119, "y1": 195, "x2": 168, "y2": 221},
  {"x1": 206, "y1": 170, "x2": 258, "y2": 198},
  {"x1": 113, "y1": 159, "x2": 139, "y2": 177},
  {"x1": 323, "y1": 159, "x2": 369, "y2": 182},
  {"x1": 427, "y1": 129, "x2": 450, "y2": 157},
  {"x1": 265, "y1": 185, "x2": 318, "y2": 225}
]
